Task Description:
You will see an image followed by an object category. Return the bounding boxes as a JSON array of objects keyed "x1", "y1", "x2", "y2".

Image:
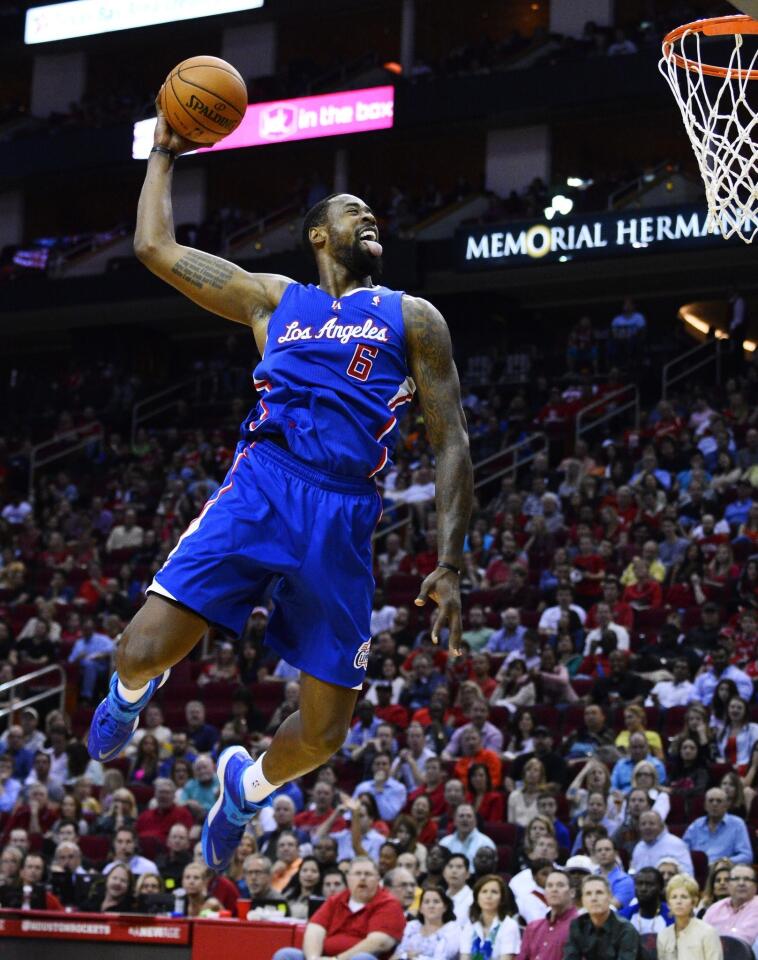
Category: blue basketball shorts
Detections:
[{"x1": 149, "y1": 439, "x2": 383, "y2": 689}]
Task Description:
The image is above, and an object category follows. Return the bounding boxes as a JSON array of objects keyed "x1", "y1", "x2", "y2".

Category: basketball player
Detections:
[{"x1": 88, "y1": 101, "x2": 473, "y2": 871}]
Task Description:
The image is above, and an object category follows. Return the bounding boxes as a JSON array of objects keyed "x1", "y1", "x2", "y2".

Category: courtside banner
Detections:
[
  {"x1": 25, "y1": 0, "x2": 264, "y2": 44},
  {"x1": 0, "y1": 913, "x2": 190, "y2": 943},
  {"x1": 132, "y1": 86, "x2": 394, "y2": 159},
  {"x1": 457, "y1": 204, "x2": 754, "y2": 270}
]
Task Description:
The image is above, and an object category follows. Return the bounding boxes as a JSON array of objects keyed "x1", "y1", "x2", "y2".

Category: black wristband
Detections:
[
  {"x1": 150, "y1": 145, "x2": 176, "y2": 160},
  {"x1": 437, "y1": 561, "x2": 461, "y2": 576}
]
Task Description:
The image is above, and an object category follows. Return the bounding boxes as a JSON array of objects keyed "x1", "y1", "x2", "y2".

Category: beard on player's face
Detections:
[{"x1": 329, "y1": 227, "x2": 383, "y2": 279}]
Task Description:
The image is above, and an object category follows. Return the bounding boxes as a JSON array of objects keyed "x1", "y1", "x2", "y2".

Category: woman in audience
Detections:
[
  {"x1": 556, "y1": 631, "x2": 583, "y2": 678},
  {"x1": 566, "y1": 758, "x2": 612, "y2": 820},
  {"x1": 627, "y1": 760, "x2": 670, "y2": 820},
  {"x1": 668, "y1": 703, "x2": 717, "y2": 761},
  {"x1": 170, "y1": 757, "x2": 193, "y2": 795},
  {"x1": 515, "y1": 815, "x2": 556, "y2": 871},
  {"x1": 228, "y1": 832, "x2": 257, "y2": 890},
  {"x1": 696, "y1": 859, "x2": 733, "y2": 917},
  {"x1": 283, "y1": 855, "x2": 322, "y2": 920},
  {"x1": 502, "y1": 709, "x2": 535, "y2": 760},
  {"x1": 716, "y1": 696, "x2": 758, "y2": 774},
  {"x1": 408, "y1": 794, "x2": 438, "y2": 848},
  {"x1": 490, "y1": 659, "x2": 536, "y2": 713},
  {"x1": 97, "y1": 768, "x2": 125, "y2": 817},
  {"x1": 466, "y1": 762, "x2": 505, "y2": 822},
  {"x1": 392, "y1": 885, "x2": 460, "y2": 960},
  {"x1": 720, "y1": 770, "x2": 749, "y2": 818},
  {"x1": 128, "y1": 733, "x2": 160, "y2": 785},
  {"x1": 668, "y1": 736, "x2": 710, "y2": 799},
  {"x1": 135, "y1": 873, "x2": 165, "y2": 898},
  {"x1": 615, "y1": 704, "x2": 664, "y2": 759},
  {"x1": 197, "y1": 640, "x2": 240, "y2": 686},
  {"x1": 657, "y1": 873, "x2": 722, "y2": 959},
  {"x1": 710, "y1": 679, "x2": 740, "y2": 734},
  {"x1": 50, "y1": 793, "x2": 89, "y2": 837},
  {"x1": 82, "y1": 863, "x2": 135, "y2": 913},
  {"x1": 390, "y1": 815, "x2": 428, "y2": 871},
  {"x1": 703, "y1": 543, "x2": 739, "y2": 598},
  {"x1": 182, "y1": 862, "x2": 209, "y2": 917},
  {"x1": 531, "y1": 644, "x2": 579, "y2": 705},
  {"x1": 507, "y1": 758, "x2": 546, "y2": 827},
  {"x1": 460, "y1": 874, "x2": 521, "y2": 960},
  {"x1": 93, "y1": 788, "x2": 137, "y2": 835}
]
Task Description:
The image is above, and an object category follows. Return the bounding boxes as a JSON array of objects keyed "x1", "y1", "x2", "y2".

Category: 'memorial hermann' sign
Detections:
[{"x1": 457, "y1": 204, "x2": 753, "y2": 269}]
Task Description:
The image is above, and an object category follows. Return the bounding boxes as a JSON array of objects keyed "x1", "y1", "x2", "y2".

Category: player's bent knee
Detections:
[
  {"x1": 115, "y1": 628, "x2": 171, "y2": 683},
  {"x1": 302, "y1": 717, "x2": 351, "y2": 759}
]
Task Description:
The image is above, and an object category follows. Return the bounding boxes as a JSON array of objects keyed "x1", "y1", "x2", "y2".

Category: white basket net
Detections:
[{"x1": 659, "y1": 22, "x2": 758, "y2": 243}]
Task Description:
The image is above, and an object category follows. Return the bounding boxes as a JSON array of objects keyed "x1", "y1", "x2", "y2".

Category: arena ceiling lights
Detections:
[{"x1": 24, "y1": 0, "x2": 265, "y2": 44}]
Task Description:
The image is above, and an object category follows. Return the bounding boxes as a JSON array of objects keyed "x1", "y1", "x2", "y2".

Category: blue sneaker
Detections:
[
  {"x1": 87, "y1": 670, "x2": 170, "y2": 762},
  {"x1": 202, "y1": 745, "x2": 270, "y2": 872}
]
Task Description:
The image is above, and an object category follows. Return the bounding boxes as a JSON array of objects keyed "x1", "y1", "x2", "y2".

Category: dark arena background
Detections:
[{"x1": 2, "y1": 1, "x2": 758, "y2": 958}]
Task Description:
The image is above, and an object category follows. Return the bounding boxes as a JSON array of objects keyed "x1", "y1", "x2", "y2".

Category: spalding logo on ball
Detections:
[{"x1": 159, "y1": 55, "x2": 248, "y2": 145}]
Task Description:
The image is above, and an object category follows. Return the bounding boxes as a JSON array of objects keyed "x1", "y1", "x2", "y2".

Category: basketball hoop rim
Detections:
[{"x1": 662, "y1": 14, "x2": 758, "y2": 80}]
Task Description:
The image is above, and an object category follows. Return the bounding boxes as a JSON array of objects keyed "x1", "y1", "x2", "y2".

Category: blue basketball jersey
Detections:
[{"x1": 243, "y1": 282, "x2": 414, "y2": 477}]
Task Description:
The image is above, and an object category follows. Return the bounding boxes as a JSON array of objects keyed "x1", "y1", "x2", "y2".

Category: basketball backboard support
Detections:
[{"x1": 730, "y1": 1, "x2": 758, "y2": 17}]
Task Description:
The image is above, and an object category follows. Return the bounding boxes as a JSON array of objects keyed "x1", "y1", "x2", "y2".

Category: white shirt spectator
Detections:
[
  {"x1": 645, "y1": 679, "x2": 697, "y2": 709},
  {"x1": 106, "y1": 519, "x2": 144, "y2": 552},
  {"x1": 516, "y1": 885, "x2": 551, "y2": 924},
  {"x1": 539, "y1": 604, "x2": 587, "y2": 634},
  {"x1": 583, "y1": 622, "x2": 629, "y2": 656},
  {"x1": 460, "y1": 916, "x2": 521, "y2": 956},
  {"x1": 449, "y1": 884, "x2": 474, "y2": 924},
  {"x1": 691, "y1": 519, "x2": 730, "y2": 539},
  {"x1": 365, "y1": 677, "x2": 406, "y2": 705},
  {"x1": 370, "y1": 604, "x2": 397, "y2": 636}
]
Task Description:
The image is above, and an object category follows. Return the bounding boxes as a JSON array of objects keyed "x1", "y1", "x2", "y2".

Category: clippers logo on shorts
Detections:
[{"x1": 353, "y1": 640, "x2": 371, "y2": 671}]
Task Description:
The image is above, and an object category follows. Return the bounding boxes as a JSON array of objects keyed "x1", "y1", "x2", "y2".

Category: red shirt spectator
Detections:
[
  {"x1": 135, "y1": 780, "x2": 194, "y2": 843},
  {"x1": 622, "y1": 571, "x2": 662, "y2": 610},
  {"x1": 308, "y1": 868, "x2": 405, "y2": 959},
  {"x1": 454, "y1": 747, "x2": 502, "y2": 789}
]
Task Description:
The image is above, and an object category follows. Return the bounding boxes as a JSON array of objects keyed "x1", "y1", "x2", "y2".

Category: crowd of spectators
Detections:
[{"x1": 0, "y1": 314, "x2": 756, "y2": 958}]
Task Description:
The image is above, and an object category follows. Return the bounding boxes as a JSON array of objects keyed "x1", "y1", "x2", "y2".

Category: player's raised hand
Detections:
[
  {"x1": 415, "y1": 567, "x2": 463, "y2": 656},
  {"x1": 153, "y1": 92, "x2": 205, "y2": 156}
]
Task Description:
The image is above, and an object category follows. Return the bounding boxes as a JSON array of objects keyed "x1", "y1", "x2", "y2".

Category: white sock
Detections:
[
  {"x1": 242, "y1": 751, "x2": 279, "y2": 804},
  {"x1": 117, "y1": 679, "x2": 150, "y2": 703}
]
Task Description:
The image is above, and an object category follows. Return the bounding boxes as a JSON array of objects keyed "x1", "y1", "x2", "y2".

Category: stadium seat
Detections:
[
  {"x1": 483, "y1": 821, "x2": 517, "y2": 846},
  {"x1": 129, "y1": 783, "x2": 155, "y2": 808},
  {"x1": 691, "y1": 850, "x2": 708, "y2": 888},
  {"x1": 139, "y1": 835, "x2": 166, "y2": 860},
  {"x1": 496, "y1": 844, "x2": 513, "y2": 872},
  {"x1": 79, "y1": 834, "x2": 110, "y2": 866},
  {"x1": 721, "y1": 935, "x2": 754, "y2": 960}
]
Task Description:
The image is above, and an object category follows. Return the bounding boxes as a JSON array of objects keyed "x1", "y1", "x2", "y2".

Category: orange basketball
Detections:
[{"x1": 159, "y1": 55, "x2": 247, "y2": 145}]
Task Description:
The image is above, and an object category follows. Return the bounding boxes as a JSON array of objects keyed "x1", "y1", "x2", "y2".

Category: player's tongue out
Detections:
[{"x1": 357, "y1": 228, "x2": 383, "y2": 257}]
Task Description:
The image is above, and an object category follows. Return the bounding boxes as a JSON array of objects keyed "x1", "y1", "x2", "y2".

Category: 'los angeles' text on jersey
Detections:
[{"x1": 243, "y1": 283, "x2": 415, "y2": 479}]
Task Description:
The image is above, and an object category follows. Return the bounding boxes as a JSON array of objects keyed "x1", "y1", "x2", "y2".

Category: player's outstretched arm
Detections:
[
  {"x1": 404, "y1": 295, "x2": 473, "y2": 656},
  {"x1": 133, "y1": 99, "x2": 291, "y2": 340}
]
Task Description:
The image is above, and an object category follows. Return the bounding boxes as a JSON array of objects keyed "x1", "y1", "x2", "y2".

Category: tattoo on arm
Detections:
[{"x1": 170, "y1": 250, "x2": 235, "y2": 291}]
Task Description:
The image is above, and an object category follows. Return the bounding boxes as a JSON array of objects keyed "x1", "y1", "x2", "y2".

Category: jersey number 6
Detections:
[{"x1": 346, "y1": 343, "x2": 379, "y2": 382}]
